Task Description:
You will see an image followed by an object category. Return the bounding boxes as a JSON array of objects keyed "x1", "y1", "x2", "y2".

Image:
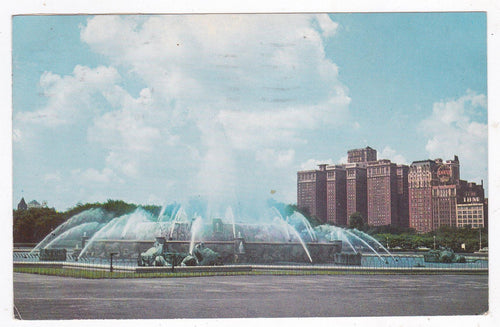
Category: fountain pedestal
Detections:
[{"x1": 233, "y1": 237, "x2": 246, "y2": 263}]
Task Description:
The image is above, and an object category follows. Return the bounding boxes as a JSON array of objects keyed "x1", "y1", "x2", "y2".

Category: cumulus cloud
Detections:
[
  {"x1": 81, "y1": 14, "x2": 350, "y2": 142},
  {"x1": 16, "y1": 65, "x2": 120, "y2": 126},
  {"x1": 379, "y1": 146, "x2": 408, "y2": 164},
  {"x1": 256, "y1": 149, "x2": 295, "y2": 168},
  {"x1": 16, "y1": 14, "x2": 352, "y2": 207},
  {"x1": 300, "y1": 158, "x2": 335, "y2": 170},
  {"x1": 419, "y1": 90, "x2": 487, "y2": 184}
]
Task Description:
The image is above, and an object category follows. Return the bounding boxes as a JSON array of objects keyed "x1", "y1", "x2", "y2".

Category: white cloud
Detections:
[
  {"x1": 419, "y1": 90, "x2": 487, "y2": 184},
  {"x1": 16, "y1": 15, "x2": 352, "y2": 207},
  {"x1": 81, "y1": 14, "x2": 351, "y2": 147},
  {"x1": 316, "y1": 14, "x2": 339, "y2": 38},
  {"x1": 71, "y1": 167, "x2": 121, "y2": 185},
  {"x1": 16, "y1": 65, "x2": 120, "y2": 126},
  {"x1": 256, "y1": 149, "x2": 295, "y2": 168},
  {"x1": 379, "y1": 146, "x2": 408, "y2": 164},
  {"x1": 43, "y1": 172, "x2": 61, "y2": 183},
  {"x1": 300, "y1": 158, "x2": 335, "y2": 171}
]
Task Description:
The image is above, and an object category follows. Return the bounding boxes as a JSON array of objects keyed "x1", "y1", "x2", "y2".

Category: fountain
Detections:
[{"x1": 29, "y1": 200, "x2": 401, "y2": 266}]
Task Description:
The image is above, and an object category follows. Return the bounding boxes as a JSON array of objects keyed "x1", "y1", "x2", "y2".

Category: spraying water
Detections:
[
  {"x1": 189, "y1": 216, "x2": 204, "y2": 254},
  {"x1": 352, "y1": 229, "x2": 398, "y2": 261},
  {"x1": 336, "y1": 230, "x2": 358, "y2": 253},
  {"x1": 273, "y1": 208, "x2": 313, "y2": 263},
  {"x1": 225, "y1": 206, "x2": 236, "y2": 239},
  {"x1": 343, "y1": 229, "x2": 388, "y2": 264}
]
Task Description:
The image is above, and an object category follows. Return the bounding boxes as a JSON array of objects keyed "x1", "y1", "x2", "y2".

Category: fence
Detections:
[{"x1": 13, "y1": 250, "x2": 488, "y2": 279}]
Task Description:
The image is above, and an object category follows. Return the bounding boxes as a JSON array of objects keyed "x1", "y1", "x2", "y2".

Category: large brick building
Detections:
[
  {"x1": 408, "y1": 160, "x2": 438, "y2": 233},
  {"x1": 396, "y1": 164, "x2": 410, "y2": 227},
  {"x1": 347, "y1": 146, "x2": 377, "y2": 163},
  {"x1": 345, "y1": 162, "x2": 368, "y2": 223},
  {"x1": 456, "y1": 181, "x2": 487, "y2": 228},
  {"x1": 297, "y1": 165, "x2": 327, "y2": 223},
  {"x1": 297, "y1": 149, "x2": 484, "y2": 231},
  {"x1": 326, "y1": 165, "x2": 347, "y2": 225},
  {"x1": 408, "y1": 155, "x2": 486, "y2": 233},
  {"x1": 366, "y1": 160, "x2": 399, "y2": 226}
]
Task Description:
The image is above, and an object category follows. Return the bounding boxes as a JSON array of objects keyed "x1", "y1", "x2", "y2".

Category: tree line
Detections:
[
  {"x1": 347, "y1": 211, "x2": 488, "y2": 253},
  {"x1": 13, "y1": 200, "x2": 161, "y2": 244}
]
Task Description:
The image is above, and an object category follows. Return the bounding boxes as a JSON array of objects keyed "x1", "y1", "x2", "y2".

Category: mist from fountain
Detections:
[
  {"x1": 350, "y1": 229, "x2": 398, "y2": 261},
  {"x1": 343, "y1": 229, "x2": 387, "y2": 264},
  {"x1": 272, "y1": 208, "x2": 313, "y2": 263},
  {"x1": 31, "y1": 208, "x2": 110, "y2": 253},
  {"x1": 44, "y1": 222, "x2": 103, "y2": 249},
  {"x1": 336, "y1": 230, "x2": 358, "y2": 253},
  {"x1": 189, "y1": 216, "x2": 203, "y2": 254},
  {"x1": 225, "y1": 207, "x2": 236, "y2": 239},
  {"x1": 30, "y1": 198, "x2": 393, "y2": 265}
]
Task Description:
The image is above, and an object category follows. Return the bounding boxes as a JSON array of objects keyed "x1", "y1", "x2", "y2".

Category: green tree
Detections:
[{"x1": 348, "y1": 212, "x2": 364, "y2": 229}]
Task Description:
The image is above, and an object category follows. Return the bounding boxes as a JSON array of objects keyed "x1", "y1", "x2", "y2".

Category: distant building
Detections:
[
  {"x1": 27, "y1": 200, "x2": 42, "y2": 209},
  {"x1": 297, "y1": 165, "x2": 327, "y2": 223},
  {"x1": 396, "y1": 164, "x2": 410, "y2": 228},
  {"x1": 345, "y1": 163, "x2": 368, "y2": 223},
  {"x1": 326, "y1": 165, "x2": 347, "y2": 225},
  {"x1": 347, "y1": 146, "x2": 377, "y2": 164},
  {"x1": 408, "y1": 160, "x2": 439, "y2": 233},
  {"x1": 17, "y1": 198, "x2": 27, "y2": 211},
  {"x1": 367, "y1": 160, "x2": 398, "y2": 226},
  {"x1": 432, "y1": 184, "x2": 459, "y2": 229},
  {"x1": 297, "y1": 148, "x2": 484, "y2": 231},
  {"x1": 456, "y1": 203, "x2": 486, "y2": 229},
  {"x1": 456, "y1": 181, "x2": 486, "y2": 228}
]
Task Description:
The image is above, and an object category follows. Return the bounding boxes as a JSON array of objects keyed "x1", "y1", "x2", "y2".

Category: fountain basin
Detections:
[{"x1": 81, "y1": 239, "x2": 342, "y2": 264}]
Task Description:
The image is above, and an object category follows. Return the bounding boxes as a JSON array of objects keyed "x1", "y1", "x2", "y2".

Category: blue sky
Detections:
[{"x1": 12, "y1": 13, "x2": 487, "y2": 211}]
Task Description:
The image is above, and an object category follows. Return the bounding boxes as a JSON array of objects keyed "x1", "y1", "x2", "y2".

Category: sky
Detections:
[{"x1": 12, "y1": 13, "x2": 488, "y2": 211}]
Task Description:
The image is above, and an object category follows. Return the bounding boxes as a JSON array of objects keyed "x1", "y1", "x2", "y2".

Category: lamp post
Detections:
[
  {"x1": 479, "y1": 229, "x2": 482, "y2": 251},
  {"x1": 386, "y1": 236, "x2": 389, "y2": 249},
  {"x1": 433, "y1": 235, "x2": 436, "y2": 250},
  {"x1": 110, "y1": 252, "x2": 118, "y2": 272}
]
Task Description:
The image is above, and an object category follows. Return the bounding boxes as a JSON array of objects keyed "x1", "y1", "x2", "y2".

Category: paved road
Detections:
[{"x1": 13, "y1": 273, "x2": 488, "y2": 320}]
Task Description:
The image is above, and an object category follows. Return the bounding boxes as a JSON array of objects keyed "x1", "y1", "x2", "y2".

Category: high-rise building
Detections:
[
  {"x1": 396, "y1": 164, "x2": 410, "y2": 227},
  {"x1": 456, "y1": 203, "x2": 485, "y2": 229},
  {"x1": 432, "y1": 184, "x2": 459, "y2": 229},
  {"x1": 367, "y1": 160, "x2": 398, "y2": 226},
  {"x1": 456, "y1": 181, "x2": 486, "y2": 228},
  {"x1": 409, "y1": 156, "x2": 468, "y2": 233},
  {"x1": 431, "y1": 156, "x2": 461, "y2": 230},
  {"x1": 408, "y1": 160, "x2": 438, "y2": 233},
  {"x1": 297, "y1": 149, "x2": 484, "y2": 232},
  {"x1": 345, "y1": 162, "x2": 368, "y2": 223},
  {"x1": 297, "y1": 164, "x2": 327, "y2": 223},
  {"x1": 326, "y1": 165, "x2": 347, "y2": 225},
  {"x1": 347, "y1": 146, "x2": 377, "y2": 163}
]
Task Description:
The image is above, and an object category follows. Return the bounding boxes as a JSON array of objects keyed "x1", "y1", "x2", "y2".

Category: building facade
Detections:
[
  {"x1": 326, "y1": 165, "x2": 347, "y2": 225},
  {"x1": 298, "y1": 149, "x2": 485, "y2": 232},
  {"x1": 456, "y1": 203, "x2": 485, "y2": 229},
  {"x1": 347, "y1": 146, "x2": 377, "y2": 163},
  {"x1": 297, "y1": 165, "x2": 327, "y2": 223},
  {"x1": 367, "y1": 160, "x2": 398, "y2": 226},
  {"x1": 345, "y1": 163, "x2": 368, "y2": 223},
  {"x1": 396, "y1": 164, "x2": 410, "y2": 228},
  {"x1": 408, "y1": 160, "x2": 438, "y2": 233},
  {"x1": 456, "y1": 181, "x2": 486, "y2": 228}
]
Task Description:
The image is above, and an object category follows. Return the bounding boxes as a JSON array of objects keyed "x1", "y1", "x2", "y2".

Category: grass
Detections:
[{"x1": 13, "y1": 266, "x2": 488, "y2": 279}]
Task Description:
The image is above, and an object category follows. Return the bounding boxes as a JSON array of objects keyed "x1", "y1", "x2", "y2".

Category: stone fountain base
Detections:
[{"x1": 82, "y1": 239, "x2": 342, "y2": 264}]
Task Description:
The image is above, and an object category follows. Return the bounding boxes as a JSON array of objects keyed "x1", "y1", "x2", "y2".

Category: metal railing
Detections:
[{"x1": 13, "y1": 251, "x2": 488, "y2": 279}]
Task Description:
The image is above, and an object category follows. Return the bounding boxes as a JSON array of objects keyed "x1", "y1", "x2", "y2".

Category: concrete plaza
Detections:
[{"x1": 13, "y1": 272, "x2": 488, "y2": 320}]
